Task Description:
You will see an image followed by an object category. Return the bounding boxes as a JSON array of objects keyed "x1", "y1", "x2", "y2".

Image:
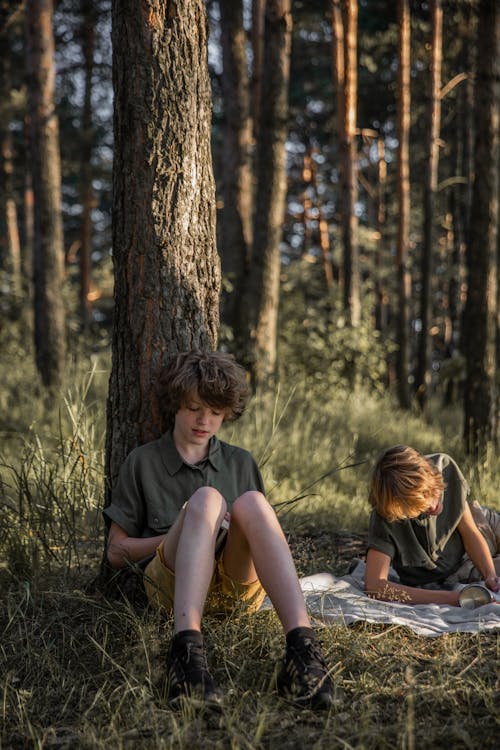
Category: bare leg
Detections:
[
  {"x1": 161, "y1": 487, "x2": 226, "y2": 634},
  {"x1": 223, "y1": 491, "x2": 311, "y2": 633}
]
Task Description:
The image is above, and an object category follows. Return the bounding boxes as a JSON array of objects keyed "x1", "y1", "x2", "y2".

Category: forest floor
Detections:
[
  {"x1": 1, "y1": 328, "x2": 498, "y2": 749},
  {"x1": 1, "y1": 528, "x2": 498, "y2": 750}
]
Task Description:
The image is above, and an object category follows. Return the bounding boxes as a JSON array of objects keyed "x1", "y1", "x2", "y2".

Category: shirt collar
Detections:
[{"x1": 160, "y1": 431, "x2": 223, "y2": 475}]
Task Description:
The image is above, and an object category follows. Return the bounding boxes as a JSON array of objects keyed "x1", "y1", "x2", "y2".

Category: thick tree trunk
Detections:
[
  {"x1": 396, "y1": 0, "x2": 411, "y2": 409},
  {"x1": 106, "y1": 0, "x2": 220, "y2": 492},
  {"x1": 25, "y1": 0, "x2": 66, "y2": 389},
  {"x1": 415, "y1": 0, "x2": 443, "y2": 408},
  {"x1": 463, "y1": 0, "x2": 499, "y2": 453},
  {"x1": 241, "y1": 0, "x2": 292, "y2": 388},
  {"x1": 219, "y1": 0, "x2": 253, "y2": 343}
]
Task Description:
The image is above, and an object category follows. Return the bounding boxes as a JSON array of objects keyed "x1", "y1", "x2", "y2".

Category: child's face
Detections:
[
  {"x1": 173, "y1": 392, "x2": 227, "y2": 448},
  {"x1": 425, "y1": 491, "x2": 443, "y2": 516}
]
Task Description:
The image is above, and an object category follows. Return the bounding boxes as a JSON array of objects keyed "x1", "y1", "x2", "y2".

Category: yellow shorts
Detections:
[{"x1": 143, "y1": 543, "x2": 267, "y2": 616}]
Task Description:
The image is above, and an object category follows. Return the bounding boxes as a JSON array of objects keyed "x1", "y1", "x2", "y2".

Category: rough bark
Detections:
[
  {"x1": 415, "y1": 0, "x2": 443, "y2": 408},
  {"x1": 25, "y1": 0, "x2": 67, "y2": 389},
  {"x1": 396, "y1": 0, "x2": 411, "y2": 409},
  {"x1": 106, "y1": 0, "x2": 220, "y2": 492},
  {"x1": 219, "y1": 0, "x2": 253, "y2": 342},
  {"x1": 462, "y1": 0, "x2": 499, "y2": 453},
  {"x1": 241, "y1": 0, "x2": 292, "y2": 387}
]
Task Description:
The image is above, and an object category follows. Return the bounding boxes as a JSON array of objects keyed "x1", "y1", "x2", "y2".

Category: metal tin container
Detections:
[{"x1": 458, "y1": 584, "x2": 494, "y2": 609}]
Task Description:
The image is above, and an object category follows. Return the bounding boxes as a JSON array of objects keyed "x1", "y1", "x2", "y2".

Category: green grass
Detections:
[{"x1": 1, "y1": 326, "x2": 499, "y2": 749}]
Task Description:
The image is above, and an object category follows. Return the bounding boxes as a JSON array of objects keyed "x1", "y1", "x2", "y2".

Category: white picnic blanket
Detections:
[{"x1": 261, "y1": 561, "x2": 500, "y2": 637}]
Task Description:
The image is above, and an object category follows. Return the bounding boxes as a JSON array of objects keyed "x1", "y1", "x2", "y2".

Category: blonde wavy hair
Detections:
[{"x1": 368, "y1": 445, "x2": 445, "y2": 522}]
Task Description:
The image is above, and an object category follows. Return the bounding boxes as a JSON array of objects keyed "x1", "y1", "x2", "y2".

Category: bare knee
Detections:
[
  {"x1": 185, "y1": 486, "x2": 227, "y2": 527},
  {"x1": 231, "y1": 491, "x2": 273, "y2": 526}
]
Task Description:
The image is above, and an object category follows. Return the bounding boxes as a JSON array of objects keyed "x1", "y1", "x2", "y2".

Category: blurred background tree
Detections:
[{"x1": 0, "y1": 0, "x2": 498, "y2": 454}]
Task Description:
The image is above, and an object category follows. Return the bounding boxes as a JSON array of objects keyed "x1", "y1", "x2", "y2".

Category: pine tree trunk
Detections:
[
  {"x1": 415, "y1": 0, "x2": 443, "y2": 408},
  {"x1": 0, "y1": 129, "x2": 22, "y2": 302},
  {"x1": 332, "y1": 0, "x2": 359, "y2": 328},
  {"x1": 106, "y1": 0, "x2": 220, "y2": 491},
  {"x1": 0, "y1": 33, "x2": 22, "y2": 304},
  {"x1": 462, "y1": 0, "x2": 499, "y2": 453},
  {"x1": 375, "y1": 137, "x2": 388, "y2": 333},
  {"x1": 341, "y1": 0, "x2": 359, "y2": 327},
  {"x1": 25, "y1": 0, "x2": 67, "y2": 389},
  {"x1": 79, "y1": 0, "x2": 95, "y2": 329},
  {"x1": 251, "y1": 0, "x2": 266, "y2": 160},
  {"x1": 219, "y1": 0, "x2": 253, "y2": 343},
  {"x1": 22, "y1": 142, "x2": 34, "y2": 297},
  {"x1": 242, "y1": 0, "x2": 292, "y2": 387},
  {"x1": 396, "y1": 0, "x2": 411, "y2": 409}
]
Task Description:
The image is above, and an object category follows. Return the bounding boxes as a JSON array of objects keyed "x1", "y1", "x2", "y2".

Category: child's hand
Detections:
[{"x1": 484, "y1": 574, "x2": 500, "y2": 592}]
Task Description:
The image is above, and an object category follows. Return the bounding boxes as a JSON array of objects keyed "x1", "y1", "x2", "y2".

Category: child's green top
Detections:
[
  {"x1": 367, "y1": 453, "x2": 470, "y2": 586},
  {"x1": 104, "y1": 430, "x2": 265, "y2": 538}
]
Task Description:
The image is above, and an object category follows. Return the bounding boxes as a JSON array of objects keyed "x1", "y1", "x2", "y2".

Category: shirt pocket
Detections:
[{"x1": 146, "y1": 501, "x2": 181, "y2": 533}]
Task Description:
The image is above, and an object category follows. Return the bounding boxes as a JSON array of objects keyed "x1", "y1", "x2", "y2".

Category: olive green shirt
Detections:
[
  {"x1": 104, "y1": 431, "x2": 265, "y2": 538},
  {"x1": 367, "y1": 453, "x2": 469, "y2": 586}
]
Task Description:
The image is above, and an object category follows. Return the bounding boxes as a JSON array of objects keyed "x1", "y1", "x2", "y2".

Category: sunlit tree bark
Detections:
[{"x1": 106, "y1": 0, "x2": 220, "y2": 491}]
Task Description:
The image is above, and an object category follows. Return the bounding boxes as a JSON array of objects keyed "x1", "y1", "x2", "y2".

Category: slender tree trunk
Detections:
[
  {"x1": 444, "y1": 75, "x2": 468, "y2": 406},
  {"x1": 0, "y1": 130, "x2": 22, "y2": 301},
  {"x1": 396, "y1": 0, "x2": 411, "y2": 409},
  {"x1": 241, "y1": 0, "x2": 292, "y2": 388},
  {"x1": 106, "y1": 0, "x2": 220, "y2": 492},
  {"x1": 79, "y1": 0, "x2": 96, "y2": 329},
  {"x1": 251, "y1": 0, "x2": 266, "y2": 162},
  {"x1": 219, "y1": 0, "x2": 253, "y2": 344},
  {"x1": 0, "y1": 27, "x2": 22, "y2": 304},
  {"x1": 375, "y1": 136, "x2": 388, "y2": 332},
  {"x1": 462, "y1": 0, "x2": 499, "y2": 454},
  {"x1": 25, "y1": 0, "x2": 66, "y2": 389},
  {"x1": 415, "y1": 0, "x2": 443, "y2": 408},
  {"x1": 332, "y1": 0, "x2": 359, "y2": 327},
  {"x1": 22, "y1": 117, "x2": 34, "y2": 293}
]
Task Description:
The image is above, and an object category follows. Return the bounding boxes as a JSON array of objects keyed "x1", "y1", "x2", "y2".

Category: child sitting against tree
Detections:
[
  {"x1": 104, "y1": 350, "x2": 333, "y2": 709},
  {"x1": 364, "y1": 445, "x2": 500, "y2": 605}
]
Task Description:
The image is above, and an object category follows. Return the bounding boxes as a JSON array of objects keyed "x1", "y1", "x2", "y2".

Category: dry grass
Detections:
[
  {"x1": 1, "y1": 565, "x2": 498, "y2": 749},
  {"x1": 1, "y1": 331, "x2": 499, "y2": 749}
]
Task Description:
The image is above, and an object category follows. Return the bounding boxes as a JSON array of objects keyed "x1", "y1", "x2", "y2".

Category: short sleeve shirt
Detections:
[
  {"x1": 367, "y1": 453, "x2": 469, "y2": 585},
  {"x1": 103, "y1": 431, "x2": 265, "y2": 538}
]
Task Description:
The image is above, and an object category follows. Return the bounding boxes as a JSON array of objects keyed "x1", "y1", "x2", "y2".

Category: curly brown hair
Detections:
[
  {"x1": 368, "y1": 445, "x2": 445, "y2": 522},
  {"x1": 157, "y1": 351, "x2": 250, "y2": 427}
]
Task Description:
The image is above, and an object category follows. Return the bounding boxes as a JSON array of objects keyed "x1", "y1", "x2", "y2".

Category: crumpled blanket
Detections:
[{"x1": 260, "y1": 560, "x2": 500, "y2": 637}]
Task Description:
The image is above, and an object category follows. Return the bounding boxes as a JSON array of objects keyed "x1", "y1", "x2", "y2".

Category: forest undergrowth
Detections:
[{"x1": 0, "y1": 328, "x2": 499, "y2": 749}]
